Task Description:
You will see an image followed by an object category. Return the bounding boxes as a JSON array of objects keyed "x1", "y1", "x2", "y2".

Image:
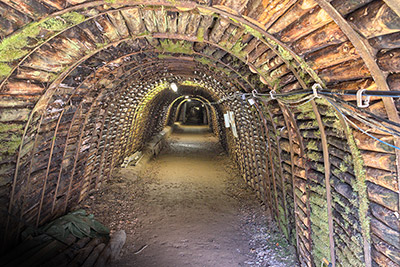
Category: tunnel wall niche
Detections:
[{"x1": 0, "y1": 1, "x2": 399, "y2": 266}]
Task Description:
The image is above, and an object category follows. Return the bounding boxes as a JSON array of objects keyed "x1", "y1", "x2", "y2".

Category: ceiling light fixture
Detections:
[{"x1": 170, "y1": 82, "x2": 178, "y2": 92}]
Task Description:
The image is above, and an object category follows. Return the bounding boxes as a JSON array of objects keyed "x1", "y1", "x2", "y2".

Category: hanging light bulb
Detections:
[{"x1": 170, "y1": 82, "x2": 178, "y2": 92}]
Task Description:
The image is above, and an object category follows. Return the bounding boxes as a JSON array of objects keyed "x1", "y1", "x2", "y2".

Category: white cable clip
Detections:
[
  {"x1": 270, "y1": 90, "x2": 276, "y2": 99},
  {"x1": 248, "y1": 90, "x2": 257, "y2": 105},
  {"x1": 356, "y1": 89, "x2": 370, "y2": 108},
  {"x1": 312, "y1": 83, "x2": 322, "y2": 98}
]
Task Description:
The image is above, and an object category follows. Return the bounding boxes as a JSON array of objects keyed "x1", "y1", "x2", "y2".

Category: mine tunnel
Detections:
[{"x1": 0, "y1": 0, "x2": 400, "y2": 266}]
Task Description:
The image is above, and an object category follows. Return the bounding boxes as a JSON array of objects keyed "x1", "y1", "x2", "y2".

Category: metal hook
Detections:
[
  {"x1": 270, "y1": 90, "x2": 276, "y2": 99},
  {"x1": 356, "y1": 89, "x2": 371, "y2": 108},
  {"x1": 312, "y1": 83, "x2": 322, "y2": 98}
]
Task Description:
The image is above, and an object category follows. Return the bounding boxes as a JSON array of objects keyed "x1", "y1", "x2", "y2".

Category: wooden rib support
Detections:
[
  {"x1": 311, "y1": 101, "x2": 336, "y2": 266},
  {"x1": 279, "y1": 103, "x2": 301, "y2": 259},
  {"x1": 315, "y1": 0, "x2": 400, "y2": 219}
]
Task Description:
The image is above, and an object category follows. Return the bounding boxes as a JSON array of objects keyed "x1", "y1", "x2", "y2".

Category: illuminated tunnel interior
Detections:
[{"x1": 0, "y1": 0, "x2": 399, "y2": 266}]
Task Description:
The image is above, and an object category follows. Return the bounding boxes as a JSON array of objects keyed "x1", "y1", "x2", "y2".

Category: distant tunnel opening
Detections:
[{"x1": 0, "y1": 1, "x2": 399, "y2": 266}]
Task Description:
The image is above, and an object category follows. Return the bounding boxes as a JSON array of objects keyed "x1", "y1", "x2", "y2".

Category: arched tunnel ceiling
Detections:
[{"x1": 0, "y1": 1, "x2": 400, "y2": 266}]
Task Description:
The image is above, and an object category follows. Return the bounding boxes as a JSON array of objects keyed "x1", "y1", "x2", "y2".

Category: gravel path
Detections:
[{"x1": 78, "y1": 125, "x2": 298, "y2": 267}]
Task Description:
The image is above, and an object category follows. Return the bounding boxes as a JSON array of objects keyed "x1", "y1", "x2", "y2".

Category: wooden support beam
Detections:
[
  {"x1": 315, "y1": 0, "x2": 400, "y2": 219},
  {"x1": 311, "y1": 100, "x2": 336, "y2": 266}
]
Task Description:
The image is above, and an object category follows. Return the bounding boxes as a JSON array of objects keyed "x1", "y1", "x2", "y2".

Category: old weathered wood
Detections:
[
  {"x1": 82, "y1": 243, "x2": 107, "y2": 267},
  {"x1": 370, "y1": 217, "x2": 400, "y2": 250},
  {"x1": 267, "y1": 107, "x2": 291, "y2": 237},
  {"x1": 348, "y1": 0, "x2": 400, "y2": 39},
  {"x1": 371, "y1": 234, "x2": 400, "y2": 265},
  {"x1": 318, "y1": 58, "x2": 371, "y2": 83},
  {"x1": 292, "y1": 22, "x2": 347, "y2": 55},
  {"x1": 267, "y1": 0, "x2": 318, "y2": 34},
  {"x1": 369, "y1": 31, "x2": 400, "y2": 49},
  {"x1": 94, "y1": 229, "x2": 126, "y2": 266},
  {"x1": 370, "y1": 202, "x2": 399, "y2": 232},
  {"x1": 311, "y1": 100, "x2": 336, "y2": 266},
  {"x1": 41, "y1": 237, "x2": 91, "y2": 267},
  {"x1": 69, "y1": 238, "x2": 104, "y2": 267},
  {"x1": 377, "y1": 48, "x2": 400, "y2": 72},
  {"x1": 367, "y1": 182, "x2": 399, "y2": 212},
  {"x1": 317, "y1": 0, "x2": 400, "y2": 223},
  {"x1": 305, "y1": 41, "x2": 360, "y2": 70},
  {"x1": 278, "y1": 6, "x2": 332, "y2": 43},
  {"x1": 0, "y1": 2, "x2": 399, "y2": 266}
]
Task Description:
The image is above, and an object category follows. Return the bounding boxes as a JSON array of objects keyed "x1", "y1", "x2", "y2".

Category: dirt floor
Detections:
[{"x1": 78, "y1": 125, "x2": 298, "y2": 266}]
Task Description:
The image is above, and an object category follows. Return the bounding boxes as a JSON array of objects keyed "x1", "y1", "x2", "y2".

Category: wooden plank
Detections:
[
  {"x1": 348, "y1": 0, "x2": 400, "y2": 39},
  {"x1": 292, "y1": 22, "x2": 347, "y2": 55},
  {"x1": 367, "y1": 182, "x2": 399, "y2": 212},
  {"x1": 120, "y1": 8, "x2": 145, "y2": 35},
  {"x1": 377, "y1": 48, "x2": 400, "y2": 72},
  {"x1": 305, "y1": 41, "x2": 360, "y2": 70},
  {"x1": 311, "y1": 100, "x2": 335, "y2": 266},
  {"x1": 267, "y1": 0, "x2": 318, "y2": 34},
  {"x1": 370, "y1": 202, "x2": 400, "y2": 232},
  {"x1": 372, "y1": 234, "x2": 400, "y2": 265},
  {"x1": 278, "y1": 6, "x2": 332, "y2": 43},
  {"x1": 370, "y1": 217, "x2": 400, "y2": 249},
  {"x1": 317, "y1": 0, "x2": 400, "y2": 224},
  {"x1": 318, "y1": 58, "x2": 371, "y2": 83},
  {"x1": 361, "y1": 151, "x2": 397, "y2": 172}
]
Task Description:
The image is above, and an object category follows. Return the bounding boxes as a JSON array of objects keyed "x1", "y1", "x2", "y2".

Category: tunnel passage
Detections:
[{"x1": 0, "y1": 0, "x2": 399, "y2": 266}]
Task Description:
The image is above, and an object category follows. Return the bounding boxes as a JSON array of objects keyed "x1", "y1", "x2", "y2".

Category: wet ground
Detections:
[{"x1": 78, "y1": 124, "x2": 298, "y2": 266}]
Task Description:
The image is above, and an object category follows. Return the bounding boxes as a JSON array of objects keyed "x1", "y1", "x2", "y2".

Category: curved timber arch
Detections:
[{"x1": 0, "y1": 1, "x2": 399, "y2": 266}]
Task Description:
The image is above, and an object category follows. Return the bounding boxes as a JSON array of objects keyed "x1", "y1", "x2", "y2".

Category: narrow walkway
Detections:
[{"x1": 79, "y1": 125, "x2": 297, "y2": 266}]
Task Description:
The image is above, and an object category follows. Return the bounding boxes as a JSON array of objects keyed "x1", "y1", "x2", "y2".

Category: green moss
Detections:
[
  {"x1": 0, "y1": 123, "x2": 23, "y2": 133},
  {"x1": 277, "y1": 44, "x2": 293, "y2": 61},
  {"x1": 270, "y1": 68, "x2": 283, "y2": 78},
  {"x1": 138, "y1": 30, "x2": 150, "y2": 37},
  {"x1": 243, "y1": 24, "x2": 263, "y2": 40},
  {"x1": 295, "y1": 55, "x2": 325, "y2": 86},
  {"x1": 266, "y1": 37, "x2": 277, "y2": 47},
  {"x1": 0, "y1": 12, "x2": 86, "y2": 63},
  {"x1": 157, "y1": 39, "x2": 193, "y2": 54},
  {"x1": 42, "y1": 12, "x2": 86, "y2": 32},
  {"x1": 0, "y1": 21, "x2": 39, "y2": 61},
  {"x1": 0, "y1": 63, "x2": 12, "y2": 78},
  {"x1": 306, "y1": 140, "x2": 318, "y2": 151},
  {"x1": 296, "y1": 101, "x2": 313, "y2": 113},
  {"x1": 262, "y1": 64, "x2": 270, "y2": 73},
  {"x1": 197, "y1": 27, "x2": 205, "y2": 42},
  {"x1": 297, "y1": 111, "x2": 316, "y2": 120},
  {"x1": 299, "y1": 120, "x2": 319, "y2": 129},
  {"x1": 157, "y1": 54, "x2": 173, "y2": 59},
  {"x1": 0, "y1": 134, "x2": 22, "y2": 154},
  {"x1": 307, "y1": 151, "x2": 321, "y2": 162},
  {"x1": 316, "y1": 163, "x2": 325, "y2": 173},
  {"x1": 96, "y1": 42, "x2": 109, "y2": 49},
  {"x1": 194, "y1": 57, "x2": 212, "y2": 66},
  {"x1": 231, "y1": 39, "x2": 247, "y2": 59},
  {"x1": 346, "y1": 126, "x2": 370, "y2": 241},
  {"x1": 309, "y1": 198, "x2": 331, "y2": 265}
]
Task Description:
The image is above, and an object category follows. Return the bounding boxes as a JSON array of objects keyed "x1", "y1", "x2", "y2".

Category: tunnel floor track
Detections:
[{"x1": 78, "y1": 125, "x2": 297, "y2": 266}]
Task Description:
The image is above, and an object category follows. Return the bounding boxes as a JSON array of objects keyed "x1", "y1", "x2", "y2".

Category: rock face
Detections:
[{"x1": 0, "y1": 1, "x2": 399, "y2": 266}]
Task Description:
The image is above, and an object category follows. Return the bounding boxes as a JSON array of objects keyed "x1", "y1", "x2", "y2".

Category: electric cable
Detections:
[{"x1": 325, "y1": 97, "x2": 400, "y2": 151}]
